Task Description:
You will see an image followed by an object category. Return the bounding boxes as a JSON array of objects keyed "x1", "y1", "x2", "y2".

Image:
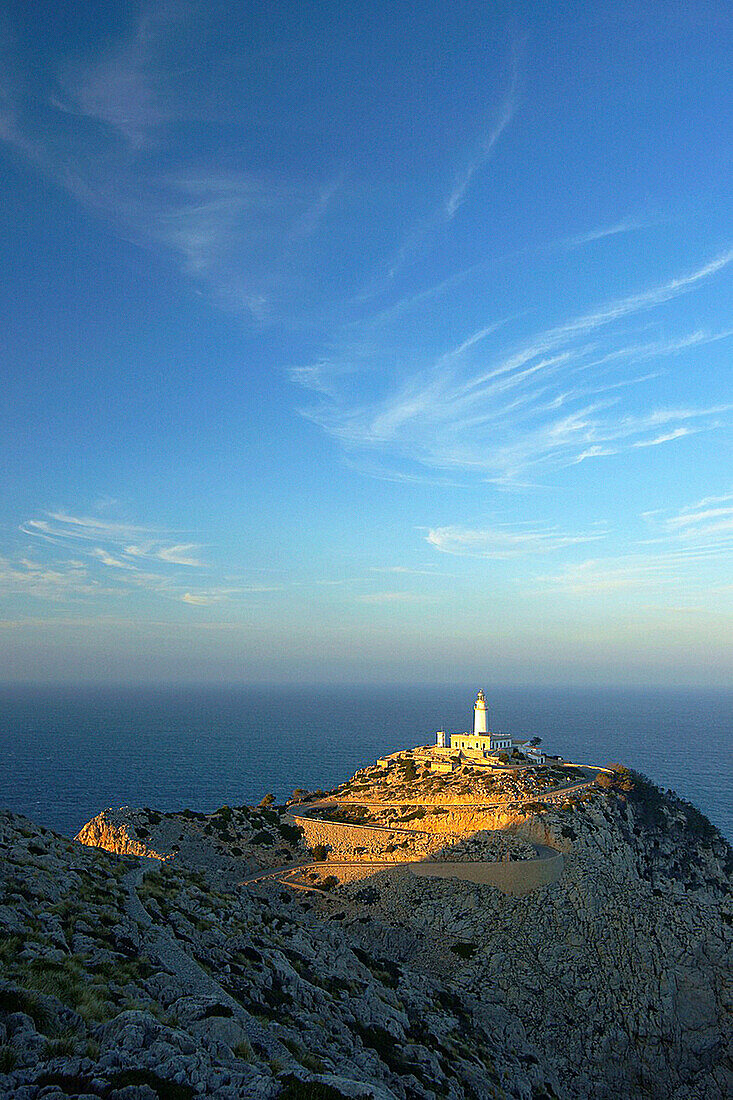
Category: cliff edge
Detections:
[{"x1": 0, "y1": 765, "x2": 730, "y2": 1099}]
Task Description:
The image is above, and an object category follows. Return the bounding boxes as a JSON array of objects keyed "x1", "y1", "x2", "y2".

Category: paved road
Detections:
[
  {"x1": 240, "y1": 767, "x2": 604, "y2": 894},
  {"x1": 239, "y1": 858, "x2": 402, "y2": 886},
  {"x1": 238, "y1": 858, "x2": 311, "y2": 884}
]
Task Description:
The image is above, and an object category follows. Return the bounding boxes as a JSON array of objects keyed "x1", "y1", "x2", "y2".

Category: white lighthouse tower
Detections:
[{"x1": 473, "y1": 689, "x2": 489, "y2": 734}]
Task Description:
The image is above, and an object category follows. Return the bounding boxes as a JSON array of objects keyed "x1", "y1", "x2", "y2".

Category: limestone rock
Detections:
[{"x1": 0, "y1": 767, "x2": 730, "y2": 1099}]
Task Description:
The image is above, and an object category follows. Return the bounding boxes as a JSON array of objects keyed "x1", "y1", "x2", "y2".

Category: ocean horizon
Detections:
[{"x1": 1, "y1": 682, "x2": 731, "y2": 842}]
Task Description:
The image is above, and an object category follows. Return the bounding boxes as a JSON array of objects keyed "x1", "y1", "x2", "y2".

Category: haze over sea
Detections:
[{"x1": 1, "y1": 684, "x2": 730, "y2": 842}]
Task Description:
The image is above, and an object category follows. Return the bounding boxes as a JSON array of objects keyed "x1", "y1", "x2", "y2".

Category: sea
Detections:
[{"x1": 0, "y1": 684, "x2": 730, "y2": 842}]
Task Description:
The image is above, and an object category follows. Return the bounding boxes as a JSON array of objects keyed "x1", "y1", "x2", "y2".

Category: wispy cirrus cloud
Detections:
[
  {"x1": 369, "y1": 565, "x2": 455, "y2": 577},
  {"x1": 7, "y1": 507, "x2": 291, "y2": 610},
  {"x1": 180, "y1": 584, "x2": 283, "y2": 606},
  {"x1": 426, "y1": 524, "x2": 604, "y2": 559},
  {"x1": 90, "y1": 548, "x2": 138, "y2": 570},
  {"x1": 0, "y1": 6, "x2": 350, "y2": 322},
  {"x1": 22, "y1": 512, "x2": 150, "y2": 544},
  {"x1": 445, "y1": 85, "x2": 517, "y2": 219},
  {"x1": 642, "y1": 493, "x2": 733, "y2": 543},
  {"x1": 52, "y1": 3, "x2": 180, "y2": 148},
  {"x1": 294, "y1": 247, "x2": 733, "y2": 484},
  {"x1": 356, "y1": 591, "x2": 436, "y2": 604},
  {"x1": 127, "y1": 543, "x2": 205, "y2": 567},
  {"x1": 0, "y1": 557, "x2": 114, "y2": 602},
  {"x1": 558, "y1": 217, "x2": 652, "y2": 250},
  {"x1": 1, "y1": 5, "x2": 520, "y2": 330},
  {"x1": 535, "y1": 544, "x2": 731, "y2": 596},
  {"x1": 533, "y1": 491, "x2": 733, "y2": 599},
  {"x1": 22, "y1": 512, "x2": 206, "y2": 567},
  {"x1": 292, "y1": 168, "x2": 347, "y2": 240}
]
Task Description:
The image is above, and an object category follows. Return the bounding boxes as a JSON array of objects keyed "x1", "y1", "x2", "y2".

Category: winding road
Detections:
[{"x1": 238, "y1": 769, "x2": 606, "y2": 892}]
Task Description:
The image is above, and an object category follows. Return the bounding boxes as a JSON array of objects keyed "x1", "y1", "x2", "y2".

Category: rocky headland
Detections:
[{"x1": 0, "y1": 759, "x2": 730, "y2": 1099}]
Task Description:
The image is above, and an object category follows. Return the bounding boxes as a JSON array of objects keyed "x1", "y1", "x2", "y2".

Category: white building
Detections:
[
  {"x1": 473, "y1": 689, "x2": 489, "y2": 733},
  {"x1": 435, "y1": 690, "x2": 546, "y2": 762},
  {"x1": 516, "y1": 742, "x2": 547, "y2": 765}
]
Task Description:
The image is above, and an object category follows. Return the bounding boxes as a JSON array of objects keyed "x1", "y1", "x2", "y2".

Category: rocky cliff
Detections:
[
  {"x1": 338, "y1": 778, "x2": 732, "y2": 1099},
  {"x1": 0, "y1": 768, "x2": 730, "y2": 1100}
]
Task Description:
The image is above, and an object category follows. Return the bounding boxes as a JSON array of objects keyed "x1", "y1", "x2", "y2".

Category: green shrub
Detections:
[
  {"x1": 606, "y1": 764, "x2": 635, "y2": 791},
  {"x1": 0, "y1": 1045, "x2": 18, "y2": 1073},
  {"x1": 300, "y1": 1051, "x2": 326, "y2": 1073},
  {"x1": 232, "y1": 1038, "x2": 254, "y2": 1061},
  {"x1": 0, "y1": 935, "x2": 24, "y2": 963},
  {"x1": 450, "y1": 942, "x2": 478, "y2": 960},
  {"x1": 278, "y1": 1076, "x2": 349, "y2": 1100},
  {"x1": 0, "y1": 986, "x2": 50, "y2": 1030},
  {"x1": 42, "y1": 1030, "x2": 80, "y2": 1059},
  {"x1": 278, "y1": 823, "x2": 303, "y2": 845},
  {"x1": 351, "y1": 1022, "x2": 412, "y2": 1073},
  {"x1": 202, "y1": 1003, "x2": 233, "y2": 1018},
  {"x1": 252, "y1": 830, "x2": 275, "y2": 846},
  {"x1": 311, "y1": 844, "x2": 329, "y2": 861},
  {"x1": 21, "y1": 958, "x2": 111, "y2": 1022},
  {"x1": 105, "y1": 1069, "x2": 194, "y2": 1100}
]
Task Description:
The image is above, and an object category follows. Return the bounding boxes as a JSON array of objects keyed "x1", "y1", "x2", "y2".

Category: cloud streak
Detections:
[
  {"x1": 445, "y1": 88, "x2": 516, "y2": 219},
  {"x1": 644, "y1": 494, "x2": 733, "y2": 543},
  {"x1": 0, "y1": 557, "x2": 114, "y2": 602},
  {"x1": 294, "y1": 248, "x2": 733, "y2": 483},
  {"x1": 7, "y1": 507, "x2": 296, "y2": 611},
  {"x1": 558, "y1": 217, "x2": 651, "y2": 250},
  {"x1": 536, "y1": 544, "x2": 731, "y2": 596},
  {"x1": 0, "y1": 8, "x2": 352, "y2": 322},
  {"x1": 426, "y1": 524, "x2": 604, "y2": 559},
  {"x1": 533, "y1": 492, "x2": 733, "y2": 599},
  {"x1": 22, "y1": 512, "x2": 206, "y2": 567}
]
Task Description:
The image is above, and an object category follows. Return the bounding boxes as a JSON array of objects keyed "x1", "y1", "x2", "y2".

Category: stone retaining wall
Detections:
[
  {"x1": 290, "y1": 813, "x2": 442, "y2": 860},
  {"x1": 399, "y1": 807, "x2": 522, "y2": 834}
]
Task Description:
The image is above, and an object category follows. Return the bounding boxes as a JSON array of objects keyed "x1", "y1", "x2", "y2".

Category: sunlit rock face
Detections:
[
  {"x1": 76, "y1": 802, "x2": 308, "y2": 879},
  {"x1": 1, "y1": 766, "x2": 731, "y2": 1099},
  {"x1": 76, "y1": 806, "x2": 171, "y2": 860},
  {"x1": 340, "y1": 788, "x2": 731, "y2": 1100}
]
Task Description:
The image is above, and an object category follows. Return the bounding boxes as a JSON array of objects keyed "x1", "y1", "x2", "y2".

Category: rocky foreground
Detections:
[{"x1": 0, "y1": 767, "x2": 731, "y2": 1099}]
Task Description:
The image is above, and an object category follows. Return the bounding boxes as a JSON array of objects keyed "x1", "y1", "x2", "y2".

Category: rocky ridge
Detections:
[
  {"x1": 74, "y1": 802, "x2": 305, "y2": 874},
  {"x1": 0, "y1": 766, "x2": 730, "y2": 1099}
]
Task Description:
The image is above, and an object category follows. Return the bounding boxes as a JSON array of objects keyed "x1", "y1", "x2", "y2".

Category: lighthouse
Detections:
[{"x1": 473, "y1": 689, "x2": 489, "y2": 734}]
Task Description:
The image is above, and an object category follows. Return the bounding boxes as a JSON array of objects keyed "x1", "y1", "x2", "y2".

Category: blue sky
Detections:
[{"x1": 1, "y1": 1, "x2": 731, "y2": 684}]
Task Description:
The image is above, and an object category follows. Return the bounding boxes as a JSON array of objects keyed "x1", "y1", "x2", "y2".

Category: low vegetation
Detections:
[{"x1": 330, "y1": 755, "x2": 588, "y2": 807}]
